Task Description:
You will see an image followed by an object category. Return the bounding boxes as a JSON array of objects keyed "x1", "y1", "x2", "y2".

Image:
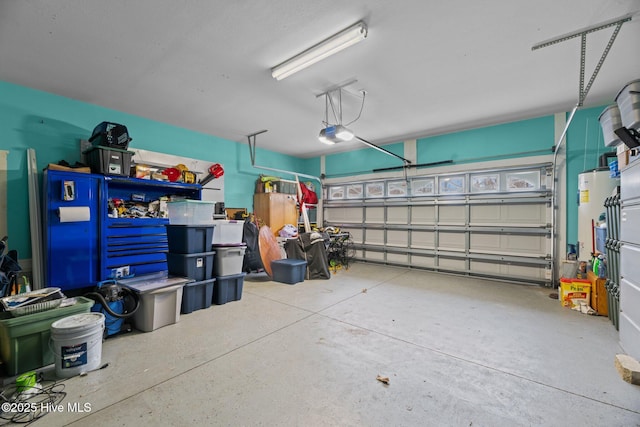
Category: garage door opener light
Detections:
[{"x1": 318, "y1": 125, "x2": 354, "y2": 145}]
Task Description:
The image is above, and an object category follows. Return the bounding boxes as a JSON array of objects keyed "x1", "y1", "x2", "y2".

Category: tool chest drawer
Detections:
[
  {"x1": 102, "y1": 219, "x2": 171, "y2": 279},
  {"x1": 105, "y1": 220, "x2": 169, "y2": 246}
]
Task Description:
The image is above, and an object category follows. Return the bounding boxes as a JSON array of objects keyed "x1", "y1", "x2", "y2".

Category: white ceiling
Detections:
[{"x1": 1, "y1": 1, "x2": 639, "y2": 158}]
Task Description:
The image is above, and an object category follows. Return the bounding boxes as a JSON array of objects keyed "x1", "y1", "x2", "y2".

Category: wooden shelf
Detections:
[
  {"x1": 253, "y1": 193, "x2": 298, "y2": 235},
  {"x1": 587, "y1": 270, "x2": 608, "y2": 316}
]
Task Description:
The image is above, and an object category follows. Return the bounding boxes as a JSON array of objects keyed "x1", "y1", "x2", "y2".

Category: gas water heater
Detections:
[{"x1": 577, "y1": 169, "x2": 619, "y2": 259}]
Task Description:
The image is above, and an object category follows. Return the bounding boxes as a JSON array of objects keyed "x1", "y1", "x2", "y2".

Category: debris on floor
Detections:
[
  {"x1": 362, "y1": 288, "x2": 367, "y2": 293},
  {"x1": 376, "y1": 375, "x2": 390, "y2": 385},
  {"x1": 614, "y1": 354, "x2": 640, "y2": 385},
  {"x1": 329, "y1": 260, "x2": 343, "y2": 273},
  {"x1": 548, "y1": 292, "x2": 558, "y2": 299},
  {"x1": 571, "y1": 302, "x2": 598, "y2": 315}
]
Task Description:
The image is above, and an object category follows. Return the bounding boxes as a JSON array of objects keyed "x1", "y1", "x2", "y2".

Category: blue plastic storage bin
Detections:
[
  {"x1": 213, "y1": 273, "x2": 245, "y2": 305},
  {"x1": 595, "y1": 226, "x2": 607, "y2": 255},
  {"x1": 271, "y1": 259, "x2": 307, "y2": 284},
  {"x1": 166, "y1": 224, "x2": 215, "y2": 254},
  {"x1": 181, "y1": 278, "x2": 216, "y2": 314},
  {"x1": 166, "y1": 251, "x2": 215, "y2": 281}
]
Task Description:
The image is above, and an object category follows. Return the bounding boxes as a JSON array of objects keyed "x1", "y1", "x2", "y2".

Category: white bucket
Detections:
[{"x1": 50, "y1": 312, "x2": 105, "y2": 378}]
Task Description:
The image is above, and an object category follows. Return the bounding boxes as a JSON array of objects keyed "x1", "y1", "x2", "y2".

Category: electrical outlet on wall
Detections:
[{"x1": 113, "y1": 266, "x2": 130, "y2": 278}]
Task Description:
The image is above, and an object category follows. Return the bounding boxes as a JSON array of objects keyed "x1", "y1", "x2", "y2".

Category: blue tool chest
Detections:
[
  {"x1": 103, "y1": 219, "x2": 170, "y2": 279},
  {"x1": 44, "y1": 170, "x2": 102, "y2": 290},
  {"x1": 44, "y1": 170, "x2": 202, "y2": 290}
]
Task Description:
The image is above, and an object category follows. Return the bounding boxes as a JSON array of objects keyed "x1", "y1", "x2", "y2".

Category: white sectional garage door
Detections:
[{"x1": 323, "y1": 163, "x2": 552, "y2": 286}]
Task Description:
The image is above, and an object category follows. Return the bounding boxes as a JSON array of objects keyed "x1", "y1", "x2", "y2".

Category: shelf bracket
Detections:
[
  {"x1": 532, "y1": 12, "x2": 634, "y2": 285},
  {"x1": 531, "y1": 12, "x2": 632, "y2": 107},
  {"x1": 246, "y1": 130, "x2": 322, "y2": 184}
]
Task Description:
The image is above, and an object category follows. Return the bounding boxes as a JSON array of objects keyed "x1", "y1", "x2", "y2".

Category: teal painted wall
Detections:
[
  {"x1": 416, "y1": 116, "x2": 554, "y2": 164},
  {"x1": 324, "y1": 142, "x2": 405, "y2": 177},
  {"x1": 321, "y1": 117, "x2": 554, "y2": 179},
  {"x1": 299, "y1": 157, "x2": 322, "y2": 182},
  {"x1": 565, "y1": 106, "x2": 617, "y2": 246},
  {"x1": 0, "y1": 81, "x2": 304, "y2": 259}
]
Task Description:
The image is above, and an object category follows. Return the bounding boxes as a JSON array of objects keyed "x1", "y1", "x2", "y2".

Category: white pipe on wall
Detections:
[
  {"x1": 550, "y1": 105, "x2": 578, "y2": 284},
  {"x1": 0, "y1": 151, "x2": 7, "y2": 240}
]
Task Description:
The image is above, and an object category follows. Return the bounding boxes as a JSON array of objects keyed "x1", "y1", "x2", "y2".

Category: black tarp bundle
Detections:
[
  {"x1": 242, "y1": 219, "x2": 264, "y2": 273},
  {"x1": 284, "y1": 232, "x2": 330, "y2": 280},
  {"x1": 0, "y1": 237, "x2": 21, "y2": 298}
]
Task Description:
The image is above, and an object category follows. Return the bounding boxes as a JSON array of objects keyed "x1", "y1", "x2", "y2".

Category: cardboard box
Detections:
[
  {"x1": 618, "y1": 149, "x2": 630, "y2": 169},
  {"x1": 47, "y1": 163, "x2": 91, "y2": 173},
  {"x1": 131, "y1": 164, "x2": 151, "y2": 179}
]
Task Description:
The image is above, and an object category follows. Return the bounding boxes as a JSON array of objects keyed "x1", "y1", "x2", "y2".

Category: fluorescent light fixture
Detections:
[
  {"x1": 271, "y1": 21, "x2": 368, "y2": 80},
  {"x1": 318, "y1": 125, "x2": 355, "y2": 144}
]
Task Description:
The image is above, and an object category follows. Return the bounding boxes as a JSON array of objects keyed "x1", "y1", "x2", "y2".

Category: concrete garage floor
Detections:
[{"x1": 20, "y1": 263, "x2": 640, "y2": 426}]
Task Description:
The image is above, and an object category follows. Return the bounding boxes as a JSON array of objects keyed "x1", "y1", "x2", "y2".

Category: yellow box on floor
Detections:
[{"x1": 559, "y1": 278, "x2": 591, "y2": 308}]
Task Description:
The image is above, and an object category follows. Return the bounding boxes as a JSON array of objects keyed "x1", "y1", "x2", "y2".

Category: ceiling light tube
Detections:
[{"x1": 272, "y1": 21, "x2": 368, "y2": 80}]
